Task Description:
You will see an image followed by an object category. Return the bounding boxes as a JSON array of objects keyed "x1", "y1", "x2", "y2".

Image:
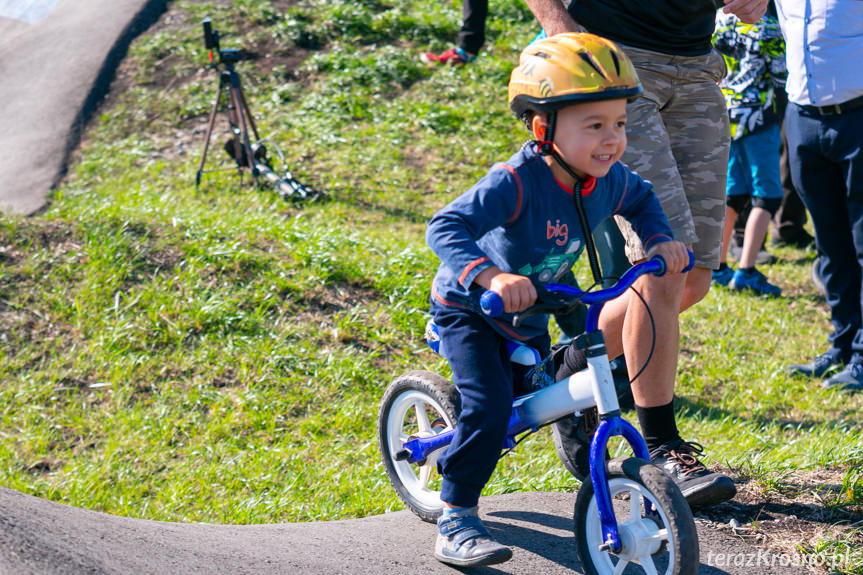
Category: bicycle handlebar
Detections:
[{"x1": 480, "y1": 250, "x2": 694, "y2": 321}]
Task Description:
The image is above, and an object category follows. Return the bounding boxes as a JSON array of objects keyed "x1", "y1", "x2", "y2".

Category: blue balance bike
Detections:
[{"x1": 377, "y1": 254, "x2": 699, "y2": 575}]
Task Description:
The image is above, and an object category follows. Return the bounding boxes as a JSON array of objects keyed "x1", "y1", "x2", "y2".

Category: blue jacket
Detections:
[{"x1": 427, "y1": 144, "x2": 673, "y2": 341}]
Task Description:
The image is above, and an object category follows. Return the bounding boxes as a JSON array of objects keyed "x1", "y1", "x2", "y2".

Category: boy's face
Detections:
[{"x1": 541, "y1": 98, "x2": 628, "y2": 182}]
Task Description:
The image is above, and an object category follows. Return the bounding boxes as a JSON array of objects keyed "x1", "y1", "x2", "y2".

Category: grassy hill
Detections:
[{"x1": 0, "y1": 0, "x2": 860, "y2": 570}]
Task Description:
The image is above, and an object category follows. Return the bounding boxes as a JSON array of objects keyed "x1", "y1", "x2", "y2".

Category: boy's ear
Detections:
[{"x1": 531, "y1": 115, "x2": 547, "y2": 141}]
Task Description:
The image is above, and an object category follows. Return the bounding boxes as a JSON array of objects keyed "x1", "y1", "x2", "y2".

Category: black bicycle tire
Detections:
[
  {"x1": 574, "y1": 457, "x2": 699, "y2": 575},
  {"x1": 377, "y1": 370, "x2": 461, "y2": 523}
]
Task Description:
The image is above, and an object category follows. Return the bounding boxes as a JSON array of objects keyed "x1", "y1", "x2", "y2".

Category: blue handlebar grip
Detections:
[
  {"x1": 652, "y1": 249, "x2": 696, "y2": 276},
  {"x1": 480, "y1": 291, "x2": 504, "y2": 317},
  {"x1": 683, "y1": 249, "x2": 695, "y2": 273},
  {"x1": 652, "y1": 255, "x2": 667, "y2": 276}
]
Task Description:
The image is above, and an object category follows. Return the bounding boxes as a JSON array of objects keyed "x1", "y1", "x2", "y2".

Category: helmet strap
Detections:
[
  {"x1": 535, "y1": 111, "x2": 556, "y2": 156},
  {"x1": 534, "y1": 110, "x2": 604, "y2": 284},
  {"x1": 550, "y1": 150, "x2": 604, "y2": 286}
]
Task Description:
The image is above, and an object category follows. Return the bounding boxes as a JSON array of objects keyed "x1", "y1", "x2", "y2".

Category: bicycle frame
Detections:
[{"x1": 398, "y1": 255, "x2": 685, "y2": 552}]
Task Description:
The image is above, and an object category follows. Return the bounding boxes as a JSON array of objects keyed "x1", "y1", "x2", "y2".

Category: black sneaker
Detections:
[
  {"x1": 551, "y1": 408, "x2": 598, "y2": 482},
  {"x1": 822, "y1": 360, "x2": 863, "y2": 391},
  {"x1": 650, "y1": 440, "x2": 736, "y2": 507},
  {"x1": 787, "y1": 349, "x2": 846, "y2": 378},
  {"x1": 434, "y1": 507, "x2": 512, "y2": 567}
]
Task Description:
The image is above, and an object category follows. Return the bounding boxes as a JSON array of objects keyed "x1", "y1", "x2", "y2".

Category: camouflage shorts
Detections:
[{"x1": 614, "y1": 44, "x2": 730, "y2": 270}]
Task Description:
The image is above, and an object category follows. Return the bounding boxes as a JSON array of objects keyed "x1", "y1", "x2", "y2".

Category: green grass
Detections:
[{"x1": 1, "y1": 0, "x2": 861, "y2": 570}]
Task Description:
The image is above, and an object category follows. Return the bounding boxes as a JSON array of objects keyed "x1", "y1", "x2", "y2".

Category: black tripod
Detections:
[{"x1": 195, "y1": 19, "x2": 318, "y2": 201}]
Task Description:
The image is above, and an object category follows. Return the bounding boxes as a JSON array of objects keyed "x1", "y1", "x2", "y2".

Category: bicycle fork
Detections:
[
  {"x1": 582, "y1": 305, "x2": 654, "y2": 554},
  {"x1": 580, "y1": 333, "x2": 652, "y2": 553}
]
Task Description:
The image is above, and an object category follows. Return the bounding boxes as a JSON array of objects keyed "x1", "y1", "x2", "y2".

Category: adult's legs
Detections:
[
  {"x1": 457, "y1": 0, "x2": 488, "y2": 56},
  {"x1": 614, "y1": 48, "x2": 728, "y2": 312},
  {"x1": 785, "y1": 105, "x2": 863, "y2": 357},
  {"x1": 604, "y1": 46, "x2": 734, "y2": 505},
  {"x1": 605, "y1": 45, "x2": 727, "y2": 401},
  {"x1": 658, "y1": 50, "x2": 729, "y2": 309},
  {"x1": 772, "y1": 117, "x2": 812, "y2": 245}
]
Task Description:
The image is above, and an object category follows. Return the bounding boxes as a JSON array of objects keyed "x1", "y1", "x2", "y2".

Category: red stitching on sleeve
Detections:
[
  {"x1": 493, "y1": 164, "x2": 523, "y2": 224},
  {"x1": 458, "y1": 256, "x2": 491, "y2": 285},
  {"x1": 432, "y1": 286, "x2": 471, "y2": 309}
]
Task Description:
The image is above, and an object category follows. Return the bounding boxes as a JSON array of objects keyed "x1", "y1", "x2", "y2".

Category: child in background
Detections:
[
  {"x1": 712, "y1": 4, "x2": 787, "y2": 296},
  {"x1": 425, "y1": 33, "x2": 691, "y2": 567}
]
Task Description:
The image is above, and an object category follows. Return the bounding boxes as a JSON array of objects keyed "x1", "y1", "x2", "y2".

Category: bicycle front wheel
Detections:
[{"x1": 574, "y1": 457, "x2": 698, "y2": 575}]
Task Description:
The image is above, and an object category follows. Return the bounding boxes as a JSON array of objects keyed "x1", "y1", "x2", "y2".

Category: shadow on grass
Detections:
[
  {"x1": 783, "y1": 253, "x2": 817, "y2": 266},
  {"x1": 344, "y1": 197, "x2": 430, "y2": 224},
  {"x1": 674, "y1": 396, "x2": 863, "y2": 435}
]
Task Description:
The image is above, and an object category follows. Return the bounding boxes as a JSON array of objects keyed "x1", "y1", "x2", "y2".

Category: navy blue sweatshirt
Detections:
[{"x1": 426, "y1": 144, "x2": 673, "y2": 341}]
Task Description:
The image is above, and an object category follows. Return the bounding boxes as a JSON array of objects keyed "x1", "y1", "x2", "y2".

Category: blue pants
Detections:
[
  {"x1": 431, "y1": 304, "x2": 550, "y2": 508},
  {"x1": 785, "y1": 103, "x2": 863, "y2": 353},
  {"x1": 727, "y1": 124, "x2": 783, "y2": 202}
]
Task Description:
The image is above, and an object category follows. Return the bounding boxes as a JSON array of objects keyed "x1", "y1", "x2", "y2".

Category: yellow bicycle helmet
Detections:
[{"x1": 508, "y1": 33, "x2": 642, "y2": 121}]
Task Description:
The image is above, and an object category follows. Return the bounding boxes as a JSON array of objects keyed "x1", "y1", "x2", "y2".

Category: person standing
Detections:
[
  {"x1": 779, "y1": 0, "x2": 863, "y2": 390},
  {"x1": 524, "y1": 0, "x2": 768, "y2": 505},
  {"x1": 711, "y1": 6, "x2": 786, "y2": 296}
]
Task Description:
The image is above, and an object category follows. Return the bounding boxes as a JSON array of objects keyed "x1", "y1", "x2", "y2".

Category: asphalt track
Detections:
[
  {"x1": 0, "y1": 0, "x2": 167, "y2": 215},
  {"x1": 0, "y1": 3, "x2": 807, "y2": 574},
  {"x1": 0, "y1": 487, "x2": 808, "y2": 575}
]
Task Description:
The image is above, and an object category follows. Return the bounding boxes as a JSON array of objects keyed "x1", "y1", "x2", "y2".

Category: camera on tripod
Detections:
[
  {"x1": 195, "y1": 18, "x2": 320, "y2": 202},
  {"x1": 202, "y1": 18, "x2": 245, "y2": 66}
]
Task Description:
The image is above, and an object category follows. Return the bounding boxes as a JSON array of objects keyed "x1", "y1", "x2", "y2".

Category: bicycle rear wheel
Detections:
[{"x1": 377, "y1": 370, "x2": 460, "y2": 522}]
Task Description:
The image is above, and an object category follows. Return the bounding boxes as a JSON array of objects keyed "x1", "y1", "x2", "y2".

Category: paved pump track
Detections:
[
  {"x1": 0, "y1": 0, "x2": 168, "y2": 215},
  {"x1": 0, "y1": 487, "x2": 808, "y2": 575}
]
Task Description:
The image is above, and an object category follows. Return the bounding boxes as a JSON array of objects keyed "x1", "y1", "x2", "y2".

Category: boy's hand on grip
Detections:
[{"x1": 476, "y1": 267, "x2": 537, "y2": 313}]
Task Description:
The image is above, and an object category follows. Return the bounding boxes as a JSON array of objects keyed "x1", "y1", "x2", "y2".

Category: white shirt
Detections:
[{"x1": 774, "y1": 0, "x2": 863, "y2": 106}]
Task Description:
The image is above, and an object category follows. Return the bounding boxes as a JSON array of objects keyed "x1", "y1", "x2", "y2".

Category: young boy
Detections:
[
  {"x1": 425, "y1": 33, "x2": 691, "y2": 567},
  {"x1": 711, "y1": 5, "x2": 787, "y2": 296}
]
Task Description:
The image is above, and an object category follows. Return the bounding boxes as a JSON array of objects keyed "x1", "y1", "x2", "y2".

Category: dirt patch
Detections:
[
  {"x1": 300, "y1": 281, "x2": 376, "y2": 312},
  {"x1": 0, "y1": 244, "x2": 23, "y2": 265},
  {"x1": 695, "y1": 468, "x2": 863, "y2": 573},
  {"x1": 290, "y1": 281, "x2": 380, "y2": 337},
  {"x1": 98, "y1": 0, "x2": 314, "y2": 124},
  {"x1": 26, "y1": 457, "x2": 65, "y2": 475}
]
